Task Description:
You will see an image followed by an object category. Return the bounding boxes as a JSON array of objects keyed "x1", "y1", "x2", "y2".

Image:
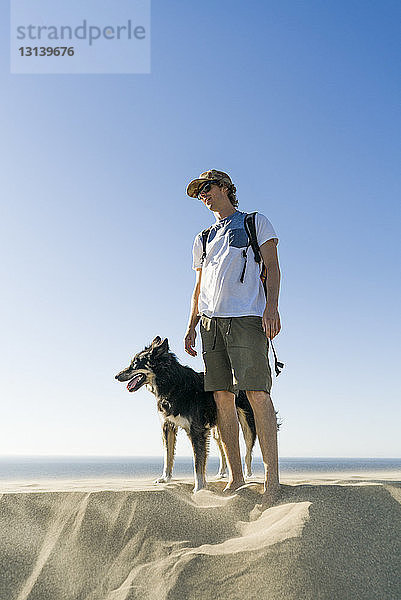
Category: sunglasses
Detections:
[{"x1": 197, "y1": 180, "x2": 219, "y2": 199}]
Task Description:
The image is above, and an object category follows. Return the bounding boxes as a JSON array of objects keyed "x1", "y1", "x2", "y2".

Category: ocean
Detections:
[{"x1": 0, "y1": 456, "x2": 400, "y2": 480}]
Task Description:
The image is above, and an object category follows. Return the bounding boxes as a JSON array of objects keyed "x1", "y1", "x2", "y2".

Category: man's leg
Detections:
[
  {"x1": 214, "y1": 390, "x2": 245, "y2": 491},
  {"x1": 246, "y1": 390, "x2": 280, "y2": 503}
]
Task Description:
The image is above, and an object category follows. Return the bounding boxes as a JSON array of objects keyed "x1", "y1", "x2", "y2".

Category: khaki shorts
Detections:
[{"x1": 200, "y1": 315, "x2": 272, "y2": 395}]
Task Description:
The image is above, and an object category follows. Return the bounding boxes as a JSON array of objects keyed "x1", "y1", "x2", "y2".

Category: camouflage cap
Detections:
[{"x1": 186, "y1": 169, "x2": 233, "y2": 198}]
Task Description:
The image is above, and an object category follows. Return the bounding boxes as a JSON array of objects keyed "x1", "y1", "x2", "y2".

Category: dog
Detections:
[{"x1": 115, "y1": 336, "x2": 257, "y2": 491}]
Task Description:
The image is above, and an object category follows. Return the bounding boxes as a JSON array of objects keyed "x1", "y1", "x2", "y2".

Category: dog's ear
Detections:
[
  {"x1": 151, "y1": 336, "x2": 162, "y2": 347},
  {"x1": 152, "y1": 337, "x2": 169, "y2": 355}
]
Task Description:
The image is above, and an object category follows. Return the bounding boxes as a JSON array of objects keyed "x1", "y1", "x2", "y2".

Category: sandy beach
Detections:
[{"x1": 0, "y1": 474, "x2": 400, "y2": 600}]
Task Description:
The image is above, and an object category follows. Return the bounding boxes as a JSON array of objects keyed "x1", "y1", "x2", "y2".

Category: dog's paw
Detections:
[
  {"x1": 193, "y1": 479, "x2": 206, "y2": 493},
  {"x1": 215, "y1": 471, "x2": 228, "y2": 480},
  {"x1": 245, "y1": 471, "x2": 253, "y2": 478},
  {"x1": 154, "y1": 476, "x2": 171, "y2": 484}
]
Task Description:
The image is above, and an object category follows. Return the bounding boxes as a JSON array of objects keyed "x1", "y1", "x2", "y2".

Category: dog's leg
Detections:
[
  {"x1": 155, "y1": 421, "x2": 177, "y2": 483},
  {"x1": 212, "y1": 426, "x2": 228, "y2": 479},
  {"x1": 237, "y1": 408, "x2": 256, "y2": 478},
  {"x1": 189, "y1": 429, "x2": 209, "y2": 492},
  {"x1": 165, "y1": 422, "x2": 177, "y2": 479}
]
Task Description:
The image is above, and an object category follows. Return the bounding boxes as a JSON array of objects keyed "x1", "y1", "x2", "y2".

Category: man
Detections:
[{"x1": 184, "y1": 169, "x2": 281, "y2": 505}]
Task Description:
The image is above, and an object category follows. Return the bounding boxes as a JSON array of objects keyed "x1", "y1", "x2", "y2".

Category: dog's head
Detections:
[{"x1": 114, "y1": 336, "x2": 169, "y2": 393}]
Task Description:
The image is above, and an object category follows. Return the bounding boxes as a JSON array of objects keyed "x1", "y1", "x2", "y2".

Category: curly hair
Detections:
[{"x1": 217, "y1": 181, "x2": 238, "y2": 208}]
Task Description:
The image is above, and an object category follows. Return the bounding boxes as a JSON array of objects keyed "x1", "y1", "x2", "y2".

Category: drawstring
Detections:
[
  {"x1": 269, "y1": 339, "x2": 284, "y2": 376},
  {"x1": 240, "y1": 249, "x2": 248, "y2": 283},
  {"x1": 227, "y1": 318, "x2": 232, "y2": 336}
]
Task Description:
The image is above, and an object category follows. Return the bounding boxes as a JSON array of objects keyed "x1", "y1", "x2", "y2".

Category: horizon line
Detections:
[{"x1": 0, "y1": 455, "x2": 400, "y2": 460}]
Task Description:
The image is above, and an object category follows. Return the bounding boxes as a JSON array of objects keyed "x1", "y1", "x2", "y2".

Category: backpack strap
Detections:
[
  {"x1": 242, "y1": 212, "x2": 269, "y2": 295},
  {"x1": 244, "y1": 212, "x2": 262, "y2": 264},
  {"x1": 269, "y1": 339, "x2": 285, "y2": 376},
  {"x1": 240, "y1": 212, "x2": 257, "y2": 283},
  {"x1": 200, "y1": 227, "x2": 212, "y2": 265}
]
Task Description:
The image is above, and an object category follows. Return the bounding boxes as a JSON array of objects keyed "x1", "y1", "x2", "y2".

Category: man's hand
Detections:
[
  {"x1": 184, "y1": 328, "x2": 197, "y2": 356},
  {"x1": 262, "y1": 307, "x2": 281, "y2": 339}
]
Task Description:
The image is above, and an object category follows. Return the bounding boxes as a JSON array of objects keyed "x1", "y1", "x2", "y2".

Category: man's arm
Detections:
[
  {"x1": 184, "y1": 268, "x2": 202, "y2": 356},
  {"x1": 260, "y1": 239, "x2": 281, "y2": 339}
]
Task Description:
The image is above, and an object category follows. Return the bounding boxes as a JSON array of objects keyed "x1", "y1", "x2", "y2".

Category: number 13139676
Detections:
[{"x1": 18, "y1": 47, "x2": 75, "y2": 56}]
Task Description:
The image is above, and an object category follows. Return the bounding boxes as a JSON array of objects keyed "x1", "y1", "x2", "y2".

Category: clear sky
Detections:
[{"x1": 1, "y1": 0, "x2": 400, "y2": 458}]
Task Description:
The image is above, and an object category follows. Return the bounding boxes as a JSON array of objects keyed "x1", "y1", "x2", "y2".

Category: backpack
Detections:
[{"x1": 200, "y1": 212, "x2": 284, "y2": 376}]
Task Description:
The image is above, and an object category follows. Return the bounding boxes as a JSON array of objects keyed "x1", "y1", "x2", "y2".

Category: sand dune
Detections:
[{"x1": 0, "y1": 477, "x2": 400, "y2": 600}]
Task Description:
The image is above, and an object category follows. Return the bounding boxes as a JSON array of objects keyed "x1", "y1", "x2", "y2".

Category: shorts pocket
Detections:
[
  {"x1": 200, "y1": 316, "x2": 214, "y2": 351},
  {"x1": 200, "y1": 315, "x2": 212, "y2": 332}
]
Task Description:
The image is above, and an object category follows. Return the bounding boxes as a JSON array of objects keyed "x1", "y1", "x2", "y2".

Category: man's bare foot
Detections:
[
  {"x1": 261, "y1": 485, "x2": 281, "y2": 507},
  {"x1": 249, "y1": 485, "x2": 281, "y2": 520},
  {"x1": 223, "y1": 480, "x2": 245, "y2": 493}
]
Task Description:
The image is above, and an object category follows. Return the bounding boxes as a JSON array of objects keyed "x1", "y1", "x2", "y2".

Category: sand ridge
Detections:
[{"x1": 0, "y1": 477, "x2": 400, "y2": 600}]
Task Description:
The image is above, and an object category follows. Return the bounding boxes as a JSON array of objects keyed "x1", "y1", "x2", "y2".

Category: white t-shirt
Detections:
[{"x1": 192, "y1": 210, "x2": 278, "y2": 318}]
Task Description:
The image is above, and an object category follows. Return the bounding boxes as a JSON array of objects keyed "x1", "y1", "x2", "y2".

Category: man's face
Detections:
[{"x1": 198, "y1": 182, "x2": 226, "y2": 211}]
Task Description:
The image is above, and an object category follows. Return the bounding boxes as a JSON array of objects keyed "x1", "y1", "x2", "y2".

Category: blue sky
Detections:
[{"x1": 1, "y1": 0, "x2": 400, "y2": 458}]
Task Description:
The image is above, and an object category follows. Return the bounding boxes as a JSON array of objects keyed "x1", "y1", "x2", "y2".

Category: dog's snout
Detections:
[{"x1": 115, "y1": 369, "x2": 131, "y2": 382}]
